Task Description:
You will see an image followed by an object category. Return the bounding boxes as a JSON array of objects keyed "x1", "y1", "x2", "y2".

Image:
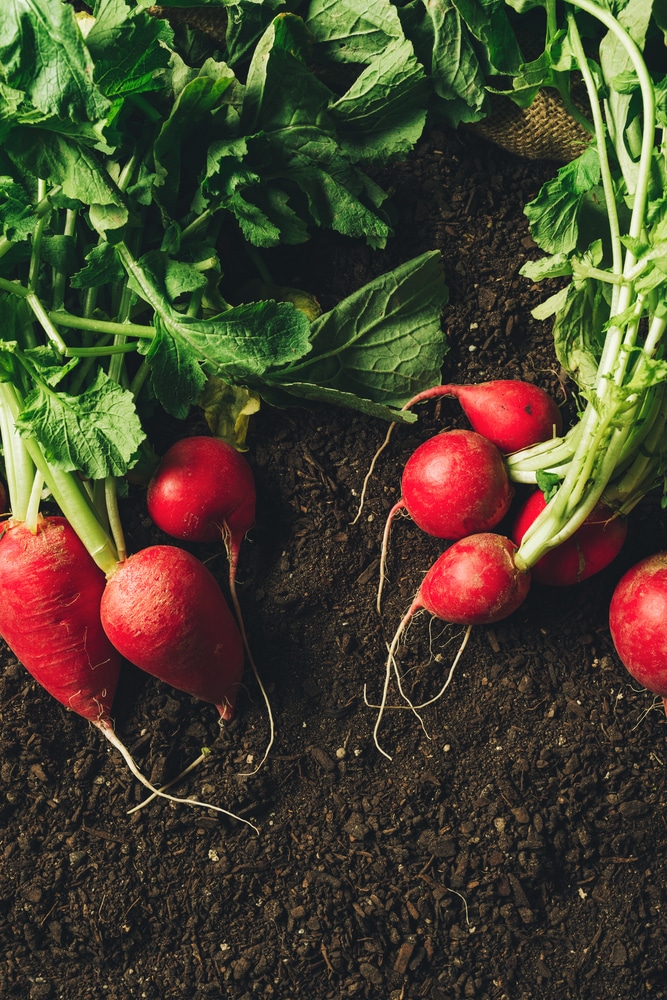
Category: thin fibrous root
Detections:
[
  {"x1": 376, "y1": 500, "x2": 407, "y2": 615},
  {"x1": 96, "y1": 723, "x2": 259, "y2": 833},
  {"x1": 368, "y1": 622, "x2": 472, "y2": 760},
  {"x1": 126, "y1": 748, "x2": 210, "y2": 815},
  {"x1": 350, "y1": 422, "x2": 397, "y2": 525},
  {"x1": 228, "y1": 572, "x2": 275, "y2": 778}
]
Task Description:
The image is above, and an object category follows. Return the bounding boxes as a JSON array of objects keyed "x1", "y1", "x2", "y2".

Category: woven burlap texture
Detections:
[{"x1": 467, "y1": 89, "x2": 591, "y2": 163}]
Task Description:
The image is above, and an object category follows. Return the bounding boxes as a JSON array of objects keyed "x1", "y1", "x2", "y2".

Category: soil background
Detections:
[{"x1": 1, "y1": 124, "x2": 666, "y2": 1000}]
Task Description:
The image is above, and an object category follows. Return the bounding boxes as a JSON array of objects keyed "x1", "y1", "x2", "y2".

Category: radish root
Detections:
[
  {"x1": 97, "y1": 723, "x2": 259, "y2": 833},
  {"x1": 376, "y1": 500, "x2": 408, "y2": 614},
  {"x1": 366, "y1": 622, "x2": 472, "y2": 760},
  {"x1": 221, "y1": 525, "x2": 275, "y2": 778},
  {"x1": 126, "y1": 747, "x2": 211, "y2": 815},
  {"x1": 350, "y1": 422, "x2": 397, "y2": 525}
]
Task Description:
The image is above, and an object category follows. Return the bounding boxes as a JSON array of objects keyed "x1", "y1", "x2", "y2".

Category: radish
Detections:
[
  {"x1": 0, "y1": 514, "x2": 121, "y2": 723},
  {"x1": 373, "y1": 533, "x2": 530, "y2": 757},
  {"x1": 378, "y1": 429, "x2": 513, "y2": 609},
  {"x1": 0, "y1": 514, "x2": 257, "y2": 827},
  {"x1": 512, "y1": 489, "x2": 627, "y2": 585},
  {"x1": 146, "y1": 435, "x2": 273, "y2": 773},
  {"x1": 401, "y1": 380, "x2": 563, "y2": 454},
  {"x1": 100, "y1": 544, "x2": 245, "y2": 721},
  {"x1": 609, "y1": 552, "x2": 667, "y2": 714},
  {"x1": 146, "y1": 435, "x2": 256, "y2": 584},
  {"x1": 353, "y1": 379, "x2": 562, "y2": 527}
]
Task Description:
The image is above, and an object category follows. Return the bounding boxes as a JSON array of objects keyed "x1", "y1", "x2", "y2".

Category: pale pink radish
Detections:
[
  {"x1": 609, "y1": 552, "x2": 667, "y2": 714},
  {"x1": 512, "y1": 489, "x2": 627, "y2": 585},
  {"x1": 378, "y1": 429, "x2": 513, "y2": 610},
  {"x1": 373, "y1": 533, "x2": 530, "y2": 757}
]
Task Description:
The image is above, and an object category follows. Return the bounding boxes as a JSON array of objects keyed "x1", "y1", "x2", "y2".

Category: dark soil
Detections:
[{"x1": 2, "y1": 126, "x2": 667, "y2": 1000}]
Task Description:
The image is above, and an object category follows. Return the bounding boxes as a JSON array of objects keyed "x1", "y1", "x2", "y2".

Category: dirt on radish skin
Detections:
[
  {"x1": 100, "y1": 545, "x2": 245, "y2": 720},
  {"x1": 609, "y1": 552, "x2": 667, "y2": 708},
  {"x1": 512, "y1": 490, "x2": 628, "y2": 585},
  {"x1": 0, "y1": 515, "x2": 121, "y2": 722}
]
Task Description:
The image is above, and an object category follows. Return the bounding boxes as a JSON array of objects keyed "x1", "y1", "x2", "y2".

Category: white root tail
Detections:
[
  {"x1": 367, "y1": 620, "x2": 472, "y2": 760},
  {"x1": 95, "y1": 722, "x2": 259, "y2": 833}
]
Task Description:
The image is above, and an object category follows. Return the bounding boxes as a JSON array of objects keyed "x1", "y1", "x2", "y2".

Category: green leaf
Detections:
[
  {"x1": 0, "y1": 0, "x2": 110, "y2": 122},
  {"x1": 257, "y1": 380, "x2": 419, "y2": 422},
  {"x1": 85, "y1": 0, "x2": 174, "y2": 99},
  {"x1": 266, "y1": 250, "x2": 448, "y2": 407},
  {"x1": 119, "y1": 245, "x2": 313, "y2": 381},
  {"x1": 551, "y1": 279, "x2": 609, "y2": 392},
  {"x1": 15, "y1": 367, "x2": 146, "y2": 478},
  {"x1": 70, "y1": 241, "x2": 125, "y2": 289},
  {"x1": 329, "y1": 37, "x2": 429, "y2": 163},
  {"x1": 153, "y1": 59, "x2": 237, "y2": 218},
  {"x1": 402, "y1": 0, "x2": 490, "y2": 126},
  {"x1": 142, "y1": 318, "x2": 207, "y2": 419},
  {"x1": 4, "y1": 127, "x2": 127, "y2": 234},
  {"x1": 524, "y1": 146, "x2": 602, "y2": 254},
  {"x1": 0, "y1": 174, "x2": 40, "y2": 241}
]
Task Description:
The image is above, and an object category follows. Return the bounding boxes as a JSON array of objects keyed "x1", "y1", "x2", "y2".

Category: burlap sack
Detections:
[{"x1": 466, "y1": 88, "x2": 591, "y2": 163}]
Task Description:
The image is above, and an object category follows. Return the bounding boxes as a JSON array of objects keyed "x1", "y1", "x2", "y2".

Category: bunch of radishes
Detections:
[
  {"x1": 370, "y1": 377, "x2": 637, "y2": 755},
  {"x1": 0, "y1": 393, "x2": 262, "y2": 822}
]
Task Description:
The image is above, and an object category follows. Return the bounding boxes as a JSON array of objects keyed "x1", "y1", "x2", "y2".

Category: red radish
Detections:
[
  {"x1": 146, "y1": 435, "x2": 273, "y2": 773},
  {"x1": 415, "y1": 533, "x2": 530, "y2": 626},
  {"x1": 512, "y1": 490, "x2": 627, "y2": 585},
  {"x1": 0, "y1": 516, "x2": 255, "y2": 826},
  {"x1": 374, "y1": 533, "x2": 530, "y2": 757},
  {"x1": 352, "y1": 379, "x2": 562, "y2": 528},
  {"x1": 378, "y1": 429, "x2": 513, "y2": 610},
  {"x1": 100, "y1": 544, "x2": 245, "y2": 721},
  {"x1": 398, "y1": 430, "x2": 513, "y2": 538},
  {"x1": 0, "y1": 515, "x2": 121, "y2": 723},
  {"x1": 146, "y1": 435, "x2": 255, "y2": 583},
  {"x1": 609, "y1": 552, "x2": 667, "y2": 713},
  {"x1": 403, "y1": 380, "x2": 563, "y2": 453}
]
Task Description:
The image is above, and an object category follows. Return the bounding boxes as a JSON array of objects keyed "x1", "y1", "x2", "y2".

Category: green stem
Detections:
[
  {"x1": 514, "y1": 0, "x2": 660, "y2": 570},
  {"x1": 0, "y1": 386, "x2": 36, "y2": 521},
  {"x1": 50, "y1": 310, "x2": 155, "y2": 338},
  {"x1": 0, "y1": 383, "x2": 119, "y2": 574},
  {"x1": 24, "y1": 471, "x2": 44, "y2": 534}
]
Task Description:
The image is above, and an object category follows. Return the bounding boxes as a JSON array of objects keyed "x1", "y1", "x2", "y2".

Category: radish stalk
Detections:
[{"x1": 506, "y1": 0, "x2": 665, "y2": 573}]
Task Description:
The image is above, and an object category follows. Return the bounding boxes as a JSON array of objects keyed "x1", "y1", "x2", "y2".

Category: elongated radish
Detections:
[
  {"x1": 146, "y1": 436, "x2": 256, "y2": 583},
  {"x1": 100, "y1": 544, "x2": 245, "y2": 721},
  {"x1": 609, "y1": 552, "x2": 667, "y2": 714},
  {"x1": 403, "y1": 380, "x2": 563, "y2": 454},
  {"x1": 0, "y1": 515, "x2": 255, "y2": 826},
  {"x1": 374, "y1": 533, "x2": 530, "y2": 757},
  {"x1": 378, "y1": 429, "x2": 513, "y2": 610},
  {"x1": 0, "y1": 514, "x2": 122, "y2": 722},
  {"x1": 512, "y1": 489, "x2": 627, "y2": 585}
]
